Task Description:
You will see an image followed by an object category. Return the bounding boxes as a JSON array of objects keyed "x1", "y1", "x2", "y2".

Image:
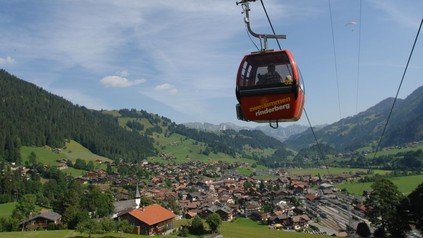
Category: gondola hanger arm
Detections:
[{"x1": 237, "y1": 0, "x2": 286, "y2": 51}]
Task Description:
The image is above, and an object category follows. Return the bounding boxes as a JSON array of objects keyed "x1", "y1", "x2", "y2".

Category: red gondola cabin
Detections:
[{"x1": 235, "y1": 49, "x2": 305, "y2": 123}]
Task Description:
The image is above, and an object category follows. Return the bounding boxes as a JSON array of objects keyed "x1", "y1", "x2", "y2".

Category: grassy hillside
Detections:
[
  {"x1": 338, "y1": 174, "x2": 423, "y2": 195},
  {"x1": 19, "y1": 135, "x2": 273, "y2": 178},
  {"x1": 21, "y1": 140, "x2": 111, "y2": 164},
  {"x1": 60, "y1": 140, "x2": 112, "y2": 162},
  {"x1": 20, "y1": 146, "x2": 63, "y2": 166},
  {"x1": 20, "y1": 140, "x2": 110, "y2": 177},
  {"x1": 105, "y1": 109, "x2": 293, "y2": 169},
  {"x1": 0, "y1": 202, "x2": 16, "y2": 218}
]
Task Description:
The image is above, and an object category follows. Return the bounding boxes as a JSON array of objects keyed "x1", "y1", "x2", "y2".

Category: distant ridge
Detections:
[
  {"x1": 183, "y1": 122, "x2": 309, "y2": 142},
  {"x1": 183, "y1": 122, "x2": 250, "y2": 131}
]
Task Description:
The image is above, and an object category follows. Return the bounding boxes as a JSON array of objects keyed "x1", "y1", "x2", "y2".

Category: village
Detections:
[{"x1": 56, "y1": 157, "x2": 370, "y2": 237}]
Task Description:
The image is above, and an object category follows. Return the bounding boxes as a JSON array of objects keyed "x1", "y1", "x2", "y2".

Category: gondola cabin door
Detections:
[{"x1": 235, "y1": 50, "x2": 304, "y2": 123}]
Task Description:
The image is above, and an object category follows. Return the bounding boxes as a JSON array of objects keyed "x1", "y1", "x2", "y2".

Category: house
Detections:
[
  {"x1": 268, "y1": 214, "x2": 290, "y2": 226},
  {"x1": 186, "y1": 192, "x2": 202, "y2": 202},
  {"x1": 268, "y1": 214, "x2": 310, "y2": 230},
  {"x1": 19, "y1": 210, "x2": 62, "y2": 231},
  {"x1": 118, "y1": 204, "x2": 176, "y2": 235},
  {"x1": 198, "y1": 204, "x2": 233, "y2": 221},
  {"x1": 215, "y1": 206, "x2": 233, "y2": 221},
  {"x1": 245, "y1": 202, "x2": 261, "y2": 217},
  {"x1": 86, "y1": 169, "x2": 107, "y2": 178},
  {"x1": 185, "y1": 211, "x2": 198, "y2": 219},
  {"x1": 291, "y1": 215, "x2": 311, "y2": 230}
]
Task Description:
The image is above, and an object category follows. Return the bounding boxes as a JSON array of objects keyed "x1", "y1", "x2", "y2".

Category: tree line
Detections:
[
  {"x1": 0, "y1": 70, "x2": 156, "y2": 163},
  {"x1": 0, "y1": 162, "x2": 115, "y2": 231}
]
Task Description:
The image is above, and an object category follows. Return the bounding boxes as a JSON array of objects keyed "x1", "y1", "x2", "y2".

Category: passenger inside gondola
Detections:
[{"x1": 256, "y1": 64, "x2": 283, "y2": 85}]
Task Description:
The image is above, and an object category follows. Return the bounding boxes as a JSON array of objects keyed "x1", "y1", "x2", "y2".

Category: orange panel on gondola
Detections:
[{"x1": 240, "y1": 94, "x2": 296, "y2": 122}]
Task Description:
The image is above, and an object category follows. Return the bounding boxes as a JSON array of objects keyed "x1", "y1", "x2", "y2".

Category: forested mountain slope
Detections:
[
  {"x1": 286, "y1": 85, "x2": 423, "y2": 150},
  {"x1": 0, "y1": 69, "x2": 155, "y2": 162},
  {"x1": 108, "y1": 108, "x2": 293, "y2": 167},
  {"x1": 0, "y1": 69, "x2": 292, "y2": 167}
]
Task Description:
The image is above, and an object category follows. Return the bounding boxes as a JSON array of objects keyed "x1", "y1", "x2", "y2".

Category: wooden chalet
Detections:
[
  {"x1": 118, "y1": 204, "x2": 176, "y2": 235},
  {"x1": 19, "y1": 211, "x2": 61, "y2": 231}
]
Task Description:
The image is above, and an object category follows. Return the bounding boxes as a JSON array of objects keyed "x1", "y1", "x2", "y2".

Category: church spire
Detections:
[{"x1": 135, "y1": 184, "x2": 141, "y2": 209}]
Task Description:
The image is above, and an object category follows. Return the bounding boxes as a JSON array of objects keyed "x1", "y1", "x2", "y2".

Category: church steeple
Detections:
[{"x1": 135, "y1": 184, "x2": 141, "y2": 209}]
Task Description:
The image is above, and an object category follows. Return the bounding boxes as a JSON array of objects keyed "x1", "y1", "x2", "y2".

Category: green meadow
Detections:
[
  {"x1": 220, "y1": 218, "x2": 323, "y2": 238},
  {"x1": 21, "y1": 140, "x2": 110, "y2": 165},
  {"x1": 338, "y1": 174, "x2": 423, "y2": 195},
  {"x1": 288, "y1": 167, "x2": 389, "y2": 176},
  {"x1": 0, "y1": 202, "x2": 16, "y2": 218},
  {"x1": 0, "y1": 230, "x2": 142, "y2": 238},
  {"x1": 20, "y1": 140, "x2": 110, "y2": 177},
  {"x1": 149, "y1": 132, "x2": 240, "y2": 164},
  {"x1": 60, "y1": 140, "x2": 111, "y2": 163},
  {"x1": 0, "y1": 219, "x2": 326, "y2": 238},
  {"x1": 365, "y1": 144, "x2": 423, "y2": 158},
  {"x1": 20, "y1": 146, "x2": 63, "y2": 166},
  {"x1": 0, "y1": 202, "x2": 45, "y2": 219}
]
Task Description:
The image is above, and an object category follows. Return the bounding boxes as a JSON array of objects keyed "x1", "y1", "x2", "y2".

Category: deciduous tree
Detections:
[
  {"x1": 364, "y1": 178, "x2": 406, "y2": 236},
  {"x1": 76, "y1": 219, "x2": 101, "y2": 238},
  {"x1": 206, "y1": 213, "x2": 222, "y2": 233},
  {"x1": 190, "y1": 215, "x2": 204, "y2": 235},
  {"x1": 12, "y1": 194, "x2": 38, "y2": 221},
  {"x1": 402, "y1": 182, "x2": 423, "y2": 233}
]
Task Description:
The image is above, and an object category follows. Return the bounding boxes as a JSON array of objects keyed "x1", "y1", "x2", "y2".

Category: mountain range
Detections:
[
  {"x1": 1, "y1": 69, "x2": 422, "y2": 166},
  {"x1": 185, "y1": 85, "x2": 423, "y2": 151},
  {"x1": 285, "y1": 86, "x2": 423, "y2": 150},
  {"x1": 183, "y1": 122, "x2": 309, "y2": 142}
]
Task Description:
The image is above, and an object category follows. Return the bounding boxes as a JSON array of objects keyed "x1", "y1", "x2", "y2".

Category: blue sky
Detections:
[{"x1": 0, "y1": 1, "x2": 422, "y2": 128}]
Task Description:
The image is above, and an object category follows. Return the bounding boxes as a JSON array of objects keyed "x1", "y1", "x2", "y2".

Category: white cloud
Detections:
[
  {"x1": 0, "y1": 56, "x2": 15, "y2": 65},
  {"x1": 100, "y1": 74, "x2": 145, "y2": 88},
  {"x1": 155, "y1": 83, "x2": 177, "y2": 94}
]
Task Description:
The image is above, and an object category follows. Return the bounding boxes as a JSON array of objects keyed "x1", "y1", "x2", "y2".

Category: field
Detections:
[
  {"x1": 149, "y1": 132, "x2": 238, "y2": 164},
  {"x1": 0, "y1": 230, "x2": 143, "y2": 238},
  {"x1": 365, "y1": 144, "x2": 423, "y2": 158},
  {"x1": 338, "y1": 174, "x2": 423, "y2": 195},
  {"x1": 0, "y1": 219, "x2": 327, "y2": 238},
  {"x1": 148, "y1": 132, "x2": 271, "y2": 167},
  {"x1": 21, "y1": 140, "x2": 111, "y2": 165},
  {"x1": 20, "y1": 146, "x2": 63, "y2": 166},
  {"x1": 20, "y1": 140, "x2": 110, "y2": 177},
  {"x1": 288, "y1": 167, "x2": 389, "y2": 176},
  {"x1": 220, "y1": 218, "x2": 324, "y2": 238},
  {"x1": 60, "y1": 140, "x2": 111, "y2": 163},
  {"x1": 0, "y1": 202, "x2": 16, "y2": 218}
]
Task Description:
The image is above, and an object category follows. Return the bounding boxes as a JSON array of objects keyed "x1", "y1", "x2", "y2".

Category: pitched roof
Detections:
[
  {"x1": 19, "y1": 211, "x2": 61, "y2": 225},
  {"x1": 129, "y1": 204, "x2": 176, "y2": 226},
  {"x1": 114, "y1": 199, "x2": 138, "y2": 215},
  {"x1": 305, "y1": 193, "x2": 318, "y2": 201},
  {"x1": 38, "y1": 211, "x2": 62, "y2": 221}
]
